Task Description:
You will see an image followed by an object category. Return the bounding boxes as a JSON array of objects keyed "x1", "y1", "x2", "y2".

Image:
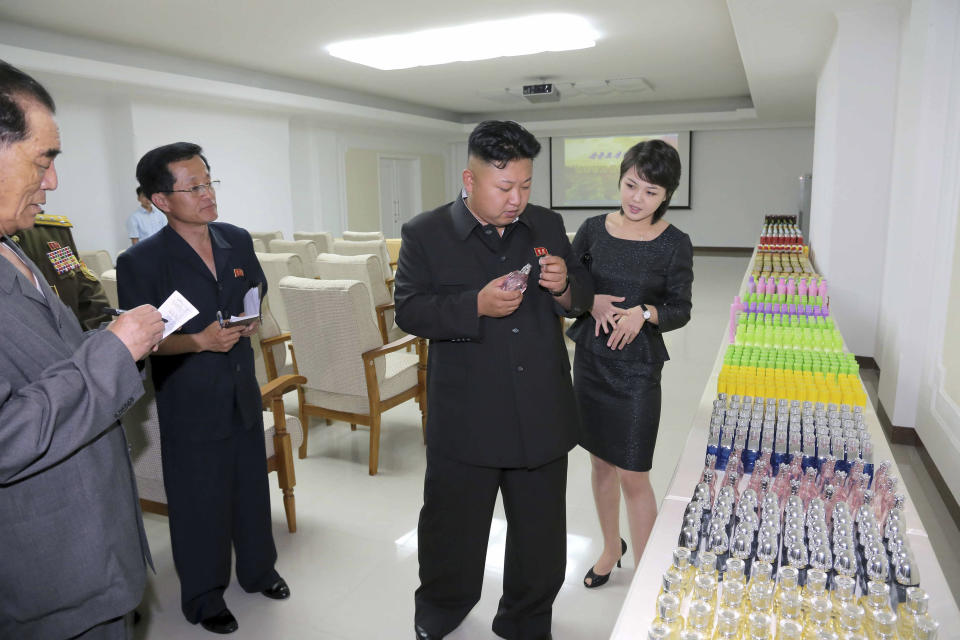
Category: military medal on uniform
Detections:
[{"x1": 45, "y1": 241, "x2": 82, "y2": 275}]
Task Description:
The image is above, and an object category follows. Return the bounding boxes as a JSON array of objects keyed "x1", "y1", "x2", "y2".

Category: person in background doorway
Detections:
[{"x1": 126, "y1": 185, "x2": 166, "y2": 244}]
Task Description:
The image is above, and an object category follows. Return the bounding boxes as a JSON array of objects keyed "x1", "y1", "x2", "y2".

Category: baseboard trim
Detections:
[
  {"x1": 875, "y1": 397, "x2": 921, "y2": 446},
  {"x1": 693, "y1": 247, "x2": 754, "y2": 257},
  {"x1": 915, "y1": 440, "x2": 960, "y2": 530}
]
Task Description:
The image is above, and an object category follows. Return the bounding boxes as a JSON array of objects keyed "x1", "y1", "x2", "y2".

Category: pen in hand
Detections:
[{"x1": 105, "y1": 308, "x2": 168, "y2": 323}]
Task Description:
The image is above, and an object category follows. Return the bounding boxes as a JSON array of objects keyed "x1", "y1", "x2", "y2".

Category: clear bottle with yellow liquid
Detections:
[
  {"x1": 654, "y1": 592, "x2": 684, "y2": 640},
  {"x1": 833, "y1": 602, "x2": 866, "y2": 639},
  {"x1": 859, "y1": 581, "x2": 894, "y2": 636},
  {"x1": 775, "y1": 567, "x2": 801, "y2": 616},
  {"x1": 747, "y1": 612, "x2": 773, "y2": 640},
  {"x1": 777, "y1": 591, "x2": 803, "y2": 624},
  {"x1": 687, "y1": 599, "x2": 715, "y2": 636},
  {"x1": 694, "y1": 573, "x2": 720, "y2": 613},
  {"x1": 830, "y1": 576, "x2": 857, "y2": 613},
  {"x1": 801, "y1": 570, "x2": 829, "y2": 617},
  {"x1": 897, "y1": 587, "x2": 933, "y2": 640},
  {"x1": 714, "y1": 608, "x2": 743, "y2": 640},
  {"x1": 776, "y1": 619, "x2": 803, "y2": 640},
  {"x1": 871, "y1": 610, "x2": 899, "y2": 640},
  {"x1": 802, "y1": 596, "x2": 833, "y2": 640}
]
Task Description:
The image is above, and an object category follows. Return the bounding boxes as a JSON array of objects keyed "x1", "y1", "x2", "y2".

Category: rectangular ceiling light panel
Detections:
[{"x1": 327, "y1": 14, "x2": 598, "y2": 70}]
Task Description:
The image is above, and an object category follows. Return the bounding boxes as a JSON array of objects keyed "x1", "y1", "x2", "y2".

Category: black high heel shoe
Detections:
[{"x1": 583, "y1": 538, "x2": 627, "y2": 589}]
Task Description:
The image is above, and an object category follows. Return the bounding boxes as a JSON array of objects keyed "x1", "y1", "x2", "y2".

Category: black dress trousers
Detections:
[
  {"x1": 160, "y1": 418, "x2": 279, "y2": 622},
  {"x1": 415, "y1": 451, "x2": 568, "y2": 640}
]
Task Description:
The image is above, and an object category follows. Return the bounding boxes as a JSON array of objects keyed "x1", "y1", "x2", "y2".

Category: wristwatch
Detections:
[{"x1": 640, "y1": 304, "x2": 652, "y2": 320}]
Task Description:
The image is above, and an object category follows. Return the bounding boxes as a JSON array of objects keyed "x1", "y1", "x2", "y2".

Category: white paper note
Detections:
[
  {"x1": 157, "y1": 290, "x2": 199, "y2": 339},
  {"x1": 224, "y1": 285, "x2": 261, "y2": 327}
]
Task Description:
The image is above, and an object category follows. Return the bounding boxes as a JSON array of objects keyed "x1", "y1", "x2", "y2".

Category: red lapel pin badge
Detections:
[
  {"x1": 233, "y1": 268, "x2": 245, "y2": 278},
  {"x1": 534, "y1": 246, "x2": 548, "y2": 257}
]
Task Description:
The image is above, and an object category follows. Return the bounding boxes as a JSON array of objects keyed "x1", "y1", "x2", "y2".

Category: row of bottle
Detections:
[
  {"x1": 716, "y1": 371, "x2": 866, "y2": 408},
  {"x1": 733, "y1": 324, "x2": 844, "y2": 352},
  {"x1": 723, "y1": 348, "x2": 861, "y2": 376},
  {"x1": 650, "y1": 549, "x2": 939, "y2": 638},
  {"x1": 752, "y1": 253, "x2": 815, "y2": 278},
  {"x1": 764, "y1": 215, "x2": 799, "y2": 225},
  {"x1": 749, "y1": 275, "x2": 827, "y2": 299},
  {"x1": 757, "y1": 243, "x2": 807, "y2": 255},
  {"x1": 732, "y1": 300, "x2": 831, "y2": 329}
]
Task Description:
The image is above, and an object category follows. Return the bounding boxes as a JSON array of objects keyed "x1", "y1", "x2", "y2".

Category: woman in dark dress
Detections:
[{"x1": 567, "y1": 140, "x2": 694, "y2": 587}]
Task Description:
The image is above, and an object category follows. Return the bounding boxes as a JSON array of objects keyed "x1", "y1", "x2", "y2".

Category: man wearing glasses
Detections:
[{"x1": 117, "y1": 142, "x2": 289, "y2": 635}]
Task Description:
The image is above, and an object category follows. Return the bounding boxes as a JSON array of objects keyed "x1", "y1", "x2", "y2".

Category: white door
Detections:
[{"x1": 378, "y1": 156, "x2": 421, "y2": 237}]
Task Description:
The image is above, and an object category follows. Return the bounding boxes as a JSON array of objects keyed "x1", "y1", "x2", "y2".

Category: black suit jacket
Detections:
[
  {"x1": 117, "y1": 223, "x2": 266, "y2": 442},
  {"x1": 394, "y1": 199, "x2": 593, "y2": 468}
]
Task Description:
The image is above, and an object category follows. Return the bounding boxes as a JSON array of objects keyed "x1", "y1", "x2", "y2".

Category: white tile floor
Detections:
[{"x1": 132, "y1": 255, "x2": 960, "y2": 639}]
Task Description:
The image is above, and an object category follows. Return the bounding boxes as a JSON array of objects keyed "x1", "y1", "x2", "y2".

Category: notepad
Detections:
[
  {"x1": 158, "y1": 291, "x2": 199, "y2": 339},
  {"x1": 223, "y1": 285, "x2": 262, "y2": 328}
]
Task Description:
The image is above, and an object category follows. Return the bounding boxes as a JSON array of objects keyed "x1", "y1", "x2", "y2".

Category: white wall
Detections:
[
  {"x1": 807, "y1": 6, "x2": 901, "y2": 357},
  {"x1": 130, "y1": 100, "x2": 294, "y2": 239}
]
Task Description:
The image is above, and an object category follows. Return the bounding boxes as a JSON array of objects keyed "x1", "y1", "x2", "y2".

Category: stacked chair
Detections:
[
  {"x1": 78, "y1": 249, "x2": 113, "y2": 278},
  {"x1": 255, "y1": 252, "x2": 304, "y2": 331},
  {"x1": 269, "y1": 239, "x2": 321, "y2": 278},
  {"x1": 332, "y1": 238, "x2": 394, "y2": 291},
  {"x1": 315, "y1": 253, "x2": 404, "y2": 344},
  {"x1": 292, "y1": 231, "x2": 333, "y2": 254}
]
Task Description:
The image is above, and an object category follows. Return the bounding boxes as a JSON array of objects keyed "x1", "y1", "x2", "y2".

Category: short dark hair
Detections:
[
  {"x1": 0, "y1": 60, "x2": 56, "y2": 148},
  {"x1": 136, "y1": 186, "x2": 144, "y2": 197},
  {"x1": 467, "y1": 120, "x2": 541, "y2": 169},
  {"x1": 619, "y1": 139, "x2": 682, "y2": 222},
  {"x1": 136, "y1": 142, "x2": 210, "y2": 199}
]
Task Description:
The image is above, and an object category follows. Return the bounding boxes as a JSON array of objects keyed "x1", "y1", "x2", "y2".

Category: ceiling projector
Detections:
[{"x1": 522, "y1": 83, "x2": 561, "y2": 103}]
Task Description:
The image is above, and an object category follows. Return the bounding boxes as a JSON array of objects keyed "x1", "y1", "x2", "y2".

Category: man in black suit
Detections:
[
  {"x1": 395, "y1": 121, "x2": 592, "y2": 640},
  {"x1": 117, "y1": 142, "x2": 289, "y2": 635}
]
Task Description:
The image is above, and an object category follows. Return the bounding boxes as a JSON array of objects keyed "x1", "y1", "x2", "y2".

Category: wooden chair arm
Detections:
[
  {"x1": 260, "y1": 332, "x2": 292, "y2": 348},
  {"x1": 261, "y1": 374, "x2": 307, "y2": 401},
  {"x1": 374, "y1": 302, "x2": 396, "y2": 344},
  {"x1": 361, "y1": 334, "x2": 422, "y2": 364}
]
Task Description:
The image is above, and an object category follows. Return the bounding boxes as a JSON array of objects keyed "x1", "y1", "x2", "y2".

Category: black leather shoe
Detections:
[
  {"x1": 415, "y1": 623, "x2": 441, "y2": 639},
  {"x1": 262, "y1": 578, "x2": 291, "y2": 600},
  {"x1": 583, "y1": 538, "x2": 628, "y2": 589},
  {"x1": 200, "y1": 609, "x2": 238, "y2": 634}
]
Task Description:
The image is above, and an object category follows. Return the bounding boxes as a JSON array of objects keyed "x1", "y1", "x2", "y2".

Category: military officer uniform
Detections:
[{"x1": 13, "y1": 213, "x2": 111, "y2": 330}]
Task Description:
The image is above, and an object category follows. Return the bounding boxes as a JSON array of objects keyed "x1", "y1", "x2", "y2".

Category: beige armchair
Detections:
[
  {"x1": 98, "y1": 268, "x2": 119, "y2": 307},
  {"x1": 269, "y1": 239, "x2": 320, "y2": 278},
  {"x1": 332, "y1": 238, "x2": 394, "y2": 290},
  {"x1": 315, "y1": 253, "x2": 403, "y2": 345},
  {"x1": 293, "y1": 231, "x2": 333, "y2": 254},
  {"x1": 256, "y1": 252, "x2": 304, "y2": 331},
  {"x1": 249, "y1": 230, "x2": 283, "y2": 246},
  {"x1": 79, "y1": 249, "x2": 113, "y2": 277},
  {"x1": 278, "y1": 277, "x2": 426, "y2": 475},
  {"x1": 252, "y1": 238, "x2": 267, "y2": 253},
  {"x1": 122, "y1": 361, "x2": 305, "y2": 532},
  {"x1": 342, "y1": 230, "x2": 383, "y2": 241}
]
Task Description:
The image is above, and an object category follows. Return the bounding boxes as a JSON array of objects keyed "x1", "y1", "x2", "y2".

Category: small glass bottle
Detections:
[
  {"x1": 775, "y1": 619, "x2": 802, "y2": 640},
  {"x1": 726, "y1": 557, "x2": 748, "y2": 587},
  {"x1": 655, "y1": 592, "x2": 684, "y2": 640},
  {"x1": 687, "y1": 599, "x2": 715, "y2": 636},
  {"x1": 693, "y1": 573, "x2": 720, "y2": 613},
  {"x1": 860, "y1": 581, "x2": 893, "y2": 635},
  {"x1": 802, "y1": 570, "x2": 828, "y2": 616},
  {"x1": 679, "y1": 631, "x2": 707, "y2": 640},
  {"x1": 871, "y1": 610, "x2": 899, "y2": 640},
  {"x1": 803, "y1": 596, "x2": 833, "y2": 638},
  {"x1": 747, "y1": 612, "x2": 773, "y2": 640},
  {"x1": 830, "y1": 575, "x2": 857, "y2": 612},
  {"x1": 721, "y1": 579, "x2": 747, "y2": 613},
  {"x1": 714, "y1": 607, "x2": 743, "y2": 640},
  {"x1": 897, "y1": 587, "x2": 932, "y2": 640},
  {"x1": 648, "y1": 620, "x2": 672, "y2": 640},
  {"x1": 833, "y1": 602, "x2": 865, "y2": 638},
  {"x1": 777, "y1": 590, "x2": 803, "y2": 624},
  {"x1": 748, "y1": 579, "x2": 775, "y2": 614}
]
